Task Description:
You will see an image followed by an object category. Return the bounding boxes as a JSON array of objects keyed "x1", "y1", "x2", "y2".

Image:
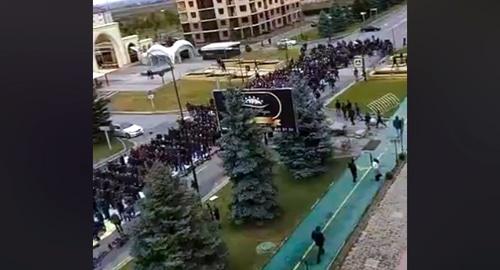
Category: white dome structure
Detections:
[{"x1": 145, "y1": 40, "x2": 196, "y2": 65}]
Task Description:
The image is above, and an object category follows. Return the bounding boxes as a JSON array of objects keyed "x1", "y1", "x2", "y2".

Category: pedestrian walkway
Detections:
[
  {"x1": 263, "y1": 99, "x2": 407, "y2": 270},
  {"x1": 340, "y1": 165, "x2": 407, "y2": 270}
]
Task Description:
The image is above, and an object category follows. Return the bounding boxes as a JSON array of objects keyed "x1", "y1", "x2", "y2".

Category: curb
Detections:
[
  {"x1": 93, "y1": 138, "x2": 128, "y2": 169},
  {"x1": 110, "y1": 110, "x2": 180, "y2": 115},
  {"x1": 202, "y1": 177, "x2": 230, "y2": 202}
]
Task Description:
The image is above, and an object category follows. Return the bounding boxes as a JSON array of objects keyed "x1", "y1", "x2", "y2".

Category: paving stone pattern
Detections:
[{"x1": 340, "y1": 164, "x2": 407, "y2": 270}]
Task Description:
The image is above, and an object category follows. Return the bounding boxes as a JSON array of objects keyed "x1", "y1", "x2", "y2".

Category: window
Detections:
[
  {"x1": 220, "y1": 20, "x2": 226, "y2": 26},
  {"x1": 270, "y1": 10, "x2": 274, "y2": 15},
  {"x1": 240, "y1": 5, "x2": 247, "y2": 12},
  {"x1": 193, "y1": 23, "x2": 199, "y2": 29},
  {"x1": 217, "y1": 0, "x2": 222, "y2": 2},
  {"x1": 276, "y1": 8, "x2": 279, "y2": 13},
  {"x1": 242, "y1": 17, "x2": 249, "y2": 23},
  {"x1": 259, "y1": 13, "x2": 263, "y2": 18},
  {"x1": 219, "y1": 8, "x2": 224, "y2": 14},
  {"x1": 188, "y1": 1, "x2": 194, "y2": 7},
  {"x1": 274, "y1": 0, "x2": 277, "y2": 3},
  {"x1": 223, "y1": 31, "x2": 228, "y2": 37},
  {"x1": 268, "y1": 0, "x2": 272, "y2": 5},
  {"x1": 195, "y1": 34, "x2": 201, "y2": 39},
  {"x1": 191, "y1": 12, "x2": 196, "y2": 18},
  {"x1": 258, "y1": 2, "x2": 262, "y2": 8}
]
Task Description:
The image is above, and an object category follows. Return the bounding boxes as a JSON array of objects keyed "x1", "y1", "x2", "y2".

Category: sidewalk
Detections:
[
  {"x1": 263, "y1": 99, "x2": 407, "y2": 270},
  {"x1": 339, "y1": 165, "x2": 407, "y2": 270}
]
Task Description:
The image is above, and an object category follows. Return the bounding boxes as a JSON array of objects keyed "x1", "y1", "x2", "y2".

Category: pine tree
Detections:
[
  {"x1": 274, "y1": 75, "x2": 334, "y2": 180},
  {"x1": 329, "y1": 5, "x2": 348, "y2": 33},
  {"x1": 131, "y1": 162, "x2": 228, "y2": 270},
  {"x1": 218, "y1": 88, "x2": 279, "y2": 224},
  {"x1": 318, "y1": 10, "x2": 333, "y2": 38},
  {"x1": 93, "y1": 95, "x2": 112, "y2": 143}
]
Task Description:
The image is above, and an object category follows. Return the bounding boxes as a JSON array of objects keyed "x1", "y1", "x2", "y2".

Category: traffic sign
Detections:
[{"x1": 353, "y1": 56, "x2": 363, "y2": 68}]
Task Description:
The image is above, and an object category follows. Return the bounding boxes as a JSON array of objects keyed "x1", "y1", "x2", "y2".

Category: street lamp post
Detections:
[
  {"x1": 360, "y1": 12, "x2": 367, "y2": 23},
  {"x1": 164, "y1": 57, "x2": 200, "y2": 193}
]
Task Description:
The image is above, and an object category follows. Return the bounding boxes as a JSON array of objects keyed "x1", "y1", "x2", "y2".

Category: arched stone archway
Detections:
[
  {"x1": 127, "y1": 43, "x2": 139, "y2": 63},
  {"x1": 93, "y1": 22, "x2": 128, "y2": 71},
  {"x1": 94, "y1": 33, "x2": 120, "y2": 69}
]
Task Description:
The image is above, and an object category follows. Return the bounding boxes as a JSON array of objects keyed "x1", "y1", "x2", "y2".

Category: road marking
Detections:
[{"x1": 292, "y1": 151, "x2": 386, "y2": 270}]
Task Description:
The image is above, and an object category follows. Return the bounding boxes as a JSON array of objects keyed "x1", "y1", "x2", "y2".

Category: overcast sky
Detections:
[{"x1": 93, "y1": 0, "x2": 123, "y2": 6}]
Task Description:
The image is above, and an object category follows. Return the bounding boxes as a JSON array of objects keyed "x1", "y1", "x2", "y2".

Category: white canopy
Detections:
[{"x1": 146, "y1": 40, "x2": 195, "y2": 64}]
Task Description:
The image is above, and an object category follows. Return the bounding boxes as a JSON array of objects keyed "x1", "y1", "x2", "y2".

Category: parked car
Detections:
[
  {"x1": 276, "y1": 38, "x2": 297, "y2": 49},
  {"x1": 112, "y1": 122, "x2": 144, "y2": 138},
  {"x1": 360, "y1": 25, "x2": 381, "y2": 32}
]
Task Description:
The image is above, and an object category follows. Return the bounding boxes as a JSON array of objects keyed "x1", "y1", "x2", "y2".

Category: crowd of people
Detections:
[
  {"x1": 248, "y1": 37, "x2": 394, "y2": 99},
  {"x1": 93, "y1": 36, "x2": 396, "y2": 266},
  {"x1": 93, "y1": 102, "x2": 220, "y2": 246}
]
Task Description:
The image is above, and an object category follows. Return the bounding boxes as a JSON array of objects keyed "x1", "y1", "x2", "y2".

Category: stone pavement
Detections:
[{"x1": 339, "y1": 164, "x2": 407, "y2": 270}]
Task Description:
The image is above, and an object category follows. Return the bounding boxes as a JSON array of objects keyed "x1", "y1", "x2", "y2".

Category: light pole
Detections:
[
  {"x1": 360, "y1": 12, "x2": 367, "y2": 23},
  {"x1": 163, "y1": 57, "x2": 200, "y2": 193}
]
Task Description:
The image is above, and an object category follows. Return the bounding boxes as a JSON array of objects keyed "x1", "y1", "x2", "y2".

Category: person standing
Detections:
[
  {"x1": 348, "y1": 158, "x2": 358, "y2": 183},
  {"x1": 311, "y1": 226, "x2": 325, "y2": 264},
  {"x1": 213, "y1": 206, "x2": 221, "y2": 228}
]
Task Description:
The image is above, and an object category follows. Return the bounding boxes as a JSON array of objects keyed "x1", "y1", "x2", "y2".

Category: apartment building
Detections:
[{"x1": 177, "y1": 0, "x2": 302, "y2": 45}]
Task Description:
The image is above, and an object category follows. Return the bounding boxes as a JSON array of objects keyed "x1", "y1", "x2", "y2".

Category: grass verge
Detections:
[
  {"x1": 110, "y1": 79, "x2": 241, "y2": 112},
  {"x1": 327, "y1": 78, "x2": 407, "y2": 117},
  {"x1": 120, "y1": 158, "x2": 348, "y2": 270},
  {"x1": 93, "y1": 137, "x2": 126, "y2": 162}
]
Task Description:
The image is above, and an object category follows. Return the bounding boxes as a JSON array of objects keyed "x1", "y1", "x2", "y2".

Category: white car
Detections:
[
  {"x1": 113, "y1": 122, "x2": 144, "y2": 138},
  {"x1": 277, "y1": 38, "x2": 297, "y2": 49}
]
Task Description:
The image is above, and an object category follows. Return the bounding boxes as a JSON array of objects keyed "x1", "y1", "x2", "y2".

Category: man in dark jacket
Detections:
[
  {"x1": 311, "y1": 226, "x2": 325, "y2": 264},
  {"x1": 348, "y1": 158, "x2": 358, "y2": 183}
]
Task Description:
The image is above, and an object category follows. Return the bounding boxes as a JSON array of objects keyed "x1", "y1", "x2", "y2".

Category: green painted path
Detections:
[{"x1": 263, "y1": 99, "x2": 407, "y2": 270}]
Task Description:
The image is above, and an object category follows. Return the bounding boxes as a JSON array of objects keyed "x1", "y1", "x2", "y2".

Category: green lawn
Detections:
[
  {"x1": 110, "y1": 79, "x2": 241, "y2": 112},
  {"x1": 120, "y1": 158, "x2": 348, "y2": 270},
  {"x1": 217, "y1": 158, "x2": 348, "y2": 270},
  {"x1": 294, "y1": 28, "x2": 320, "y2": 42},
  {"x1": 328, "y1": 78, "x2": 407, "y2": 117},
  {"x1": 93, "y1": 137, "x2": 126, "y2": 162},
  {"x1": 239, "y1": 47, "x2": 301, "y2": 61}
]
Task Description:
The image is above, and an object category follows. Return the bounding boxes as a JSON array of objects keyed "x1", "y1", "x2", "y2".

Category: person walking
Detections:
[
  {"x1": 355, "y1": 103, "x2": 362, "y2": 120},
  {"x1": 364, "y1": 112, "x2": 371, "y2": 130},
  {"x1": 341, "y1": 102, "x2": 348, "y2": 121},
  {"x1": 372, "y1": 158, "x2": 382, "y2": 181},
  {"x1": 335, "y1": 100, "x2": 341, "y2": 116},
  {"x1": 348, "y1": 108, "x2": 356, "y2": 126},
  {"x1": 376, "y1": 110, "x2": 387, "y2": 128},
  {"x1": 392, "y1": 116, "x2": 403, "y2": 138},
  {"x1": 110, "y1": 213, "x2": 124, "y2": 235},
  {"x1": 311, "y1": 226, "x2": 325, "y2": 264},
  {"x1": 348, "y1": 158, "x2": 358, "y2": 183}
]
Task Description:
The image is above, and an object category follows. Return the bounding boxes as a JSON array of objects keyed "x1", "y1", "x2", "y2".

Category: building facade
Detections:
[{"x1": 177, "y1": 0, "x2": 302, "y2": 45}]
